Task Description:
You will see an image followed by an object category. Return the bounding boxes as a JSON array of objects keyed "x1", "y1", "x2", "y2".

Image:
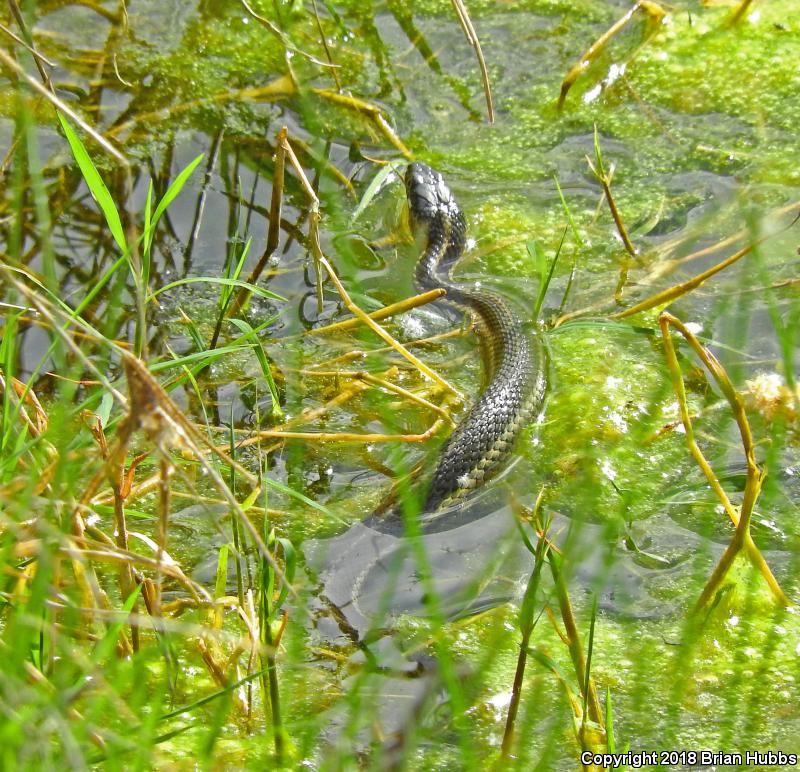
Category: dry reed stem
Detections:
[
  {"x1": 108, "y1": 434, "x2": 140, "y2": 649},
  {"x1": 506, "y1": 505, "x2": 606, "y2": 762},
  {"x1": 0, "y1": 20, "x2": 55, "y2": 68},
  {"x1": 213, "y1": 383, "x2": 367, "y2": 455},
  {"x1": 0, "y1": 371, "x2": 49, "y2": 436},
  {"x1": 557, "y1": 0, "x2": 666, "y2": 110},
  {"x1": 729, "y1": 0, "x2": 755, "y2": 25},
  {"x1": 501, "y1": 492, "x2": 549, "y2": 759},
  {"x1": 312, "y1": 88, "x2": 413, "y2": 158},
  {"x1": 154, "y1": 456, "x2": 173, "y2": 616},
  {"x1": 319, "y1": 254, "x2": 464, "y2": 398},
  {"x1": 123, "y1": 354, "x2": 258, "y2": 486},
  {"x1": 305, "y1": 329, "x2": 466, "y2": 374},
  {"x1": 615, "y1": 241, "x2": 755, "y2": 319},
  {"x1": 280, "y1": 132, "x2": 318, "y2": 203},
  {"x1": 240, "y1": 0, "x2": 338, "y2": 69},
  {"x1": 548, "y1": 556, "x2": 604, "y2": 727},
  {"x1": 311, "y1": 0, "x2": 342, "y2": 91},
  {"x1": 7, "y1": 277, "x2": 127, "y2": 406},
  {"x1": 552, "y1": 203, "x2": 800, "y2": 328},
  {"x1": 66, "y1": 542, "x2": 206, "y2": 602},
  {"x1": 6, "y1": 0, "x2": 53, "y2": 90},
  {"x1": 586, "y1": 154, "x2": 637, "y2": 260},
  {"x1": 449, "y1": 0, "x2": 494, "y2": 123},
  {"x1": 0, "y1": 48, "x2": 128, "y2": 166},
  {"x1": 166, "y1": 490, "x2": 290, "y2": 519},
  {"x1": 302, "y1": 369, "x2": 455, "y2": 424},
  {"x1": 306, "y1": 288, "x2": 446, "y2": 336},
  {"x1": 276, "y1": 128, "x2": 328, "y2": 312},
  {"x1": 658, "y1": 312, "x2": 788, "y2": 608},
  {"x1": 249, "y1": 417, "x2": 447, "y2": 444},
  {"x1": 43, "y1": 603, "x2": 270, "y2": 651},
  {"x1": 88, "y1": 353, "x2": 294, "y2": 599},
  {"x1": 587, "y1": 131, "x2": 638, "y2": 302},
  {"x1": 338, "y1": 327, "x2": 468, "y2": 359},
  {"x1": 0, "y1": 299, "x2": 112, "y2": 621},
  {"x1": 615, "y1": 208, "x2": 800, "y2": 317}
]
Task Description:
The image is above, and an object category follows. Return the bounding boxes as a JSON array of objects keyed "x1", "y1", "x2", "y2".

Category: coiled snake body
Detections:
[{"x1": 405, "y1": 163, "x2": 547, "y2": 512}]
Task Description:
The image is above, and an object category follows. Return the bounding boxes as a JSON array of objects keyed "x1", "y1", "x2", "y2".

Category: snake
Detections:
[
  {"x1": 309, "y1": 164, "x2": 548, "y2": 630},
  {"x1": 404, "y1": 162, "x2": 547, "y2": 513}
]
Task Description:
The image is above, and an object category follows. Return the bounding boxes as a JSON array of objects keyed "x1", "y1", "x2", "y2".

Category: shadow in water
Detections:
[{"x1": 303, "y1": 481, "x2": 789, "y2": 642}]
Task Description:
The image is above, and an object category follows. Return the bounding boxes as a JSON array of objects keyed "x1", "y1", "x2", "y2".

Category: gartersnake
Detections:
[{"x1": 404, "y1": 162, "x2": 547, "y2": 512}]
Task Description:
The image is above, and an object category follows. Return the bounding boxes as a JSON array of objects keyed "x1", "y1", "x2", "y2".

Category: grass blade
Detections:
[
  {"x1": 228, "y1": 318, "x2": 282, "y2": 417},
  {"x1": 351, "y1": 162, "x2": 404, "y2": 222},
  {"x1": 147, "y1": 277, "x2": 286, "y2": 304},
  {"x1": 56, "y1": 112, "x2": 127, "y2": 253}
]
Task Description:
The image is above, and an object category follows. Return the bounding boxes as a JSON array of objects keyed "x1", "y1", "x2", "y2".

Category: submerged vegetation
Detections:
[{"x1": 1, "y1": 0, "x2": 799, "y2": 768}]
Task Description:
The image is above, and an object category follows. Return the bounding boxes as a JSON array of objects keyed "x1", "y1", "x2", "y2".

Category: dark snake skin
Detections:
[{"x1": 405, "y1": 162, "x2": 547, "y2": 511}]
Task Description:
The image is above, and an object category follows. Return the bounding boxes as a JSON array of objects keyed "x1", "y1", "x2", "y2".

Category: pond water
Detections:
[{"x1": 2, "y1": 0, "x2": 800, "y2": 767}]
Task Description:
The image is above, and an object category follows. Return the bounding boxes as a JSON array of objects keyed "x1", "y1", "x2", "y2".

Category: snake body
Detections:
[{"x1": 405, "y1": 163, "x2": 547, "y2": 512}]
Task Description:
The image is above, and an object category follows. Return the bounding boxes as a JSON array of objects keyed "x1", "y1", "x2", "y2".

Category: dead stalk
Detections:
[
  {"x1": 301, "y1": 369, "x2": 455, "y2": 424},
  {"x1": 229, "y1": 126, "x2": 286, "y2": 318},
  {"x1": 312, "y1": 88, "x2": 413, "y2": 158},
  {"x1": 305, "y1": 288, "x2": 446, "y2": 336},
  {"x1": 658, "y1": 312, "x2": 788, "y2": 608},
  {"x1": 0, "y1": 48, "x2": 127, "y2": 165},
  {"x1": 249, "y1": 418, "x2": 447, "y2": 444},
  {"x1": 615, "y1": 210, "x2": 799, "y2": 318},
  {"x1": 240, "y1": 0, "x2": 337, "y2": 69},
  {"x1": 449, "y1": 0, "x2": 494, "y2": 123},
  {"x1": 501, "y1": 493, "x2": 549, "y2": 758},
  {"x1": 586, "y1": 131, "x2": 638, "y2": 260},
  {"x1": 548, "y1": 554, "x2": 604, "y2": 726},
  {"x1": 615, "y1": 241, "x2": 755, "y2": 319},
  {"x1": 6, "y1": 0, "x2": 53, "y2": 90},
  {"x1": 319, "y1": 254, "x2": 464, "y2": 399}
]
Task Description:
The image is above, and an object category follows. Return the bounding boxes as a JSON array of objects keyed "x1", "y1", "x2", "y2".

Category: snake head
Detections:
[{"x1": 405, "y1": 162, "x2": 458, "y2": 225}]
